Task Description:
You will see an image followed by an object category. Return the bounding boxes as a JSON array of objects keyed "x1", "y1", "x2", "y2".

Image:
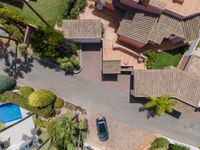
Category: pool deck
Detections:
[{"x1": 0, "y1": 108, "x2": 36, "y2": 150}]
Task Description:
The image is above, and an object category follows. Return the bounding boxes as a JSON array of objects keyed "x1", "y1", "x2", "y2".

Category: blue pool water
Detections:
[{"x1": 0, "y1": 103, "x2": 22, "y2": 123}]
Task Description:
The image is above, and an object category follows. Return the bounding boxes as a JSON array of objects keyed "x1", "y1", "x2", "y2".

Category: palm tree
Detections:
[
  {"x1": 144, "y1": 95, "x2": 179, "y2": 116},
  {"x1": 47, "y1": 111, "x2": 84, "y2": 150}
]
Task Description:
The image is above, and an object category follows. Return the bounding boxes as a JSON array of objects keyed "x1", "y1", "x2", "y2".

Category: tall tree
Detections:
[
  {"x1": 144, "y1": 95, "x2": 179, "y2": 116},
  {"x1": 47, "y1": 111, "x2": 84, "y2": 150}
]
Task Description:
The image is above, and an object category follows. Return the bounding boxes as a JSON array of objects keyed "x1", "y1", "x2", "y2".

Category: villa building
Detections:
[
  {"x1": 101, "y1": 0, "x2": 200, "y2": 48},
  {"x1": 93, "y1": 0, "x2": 200, "y2": 113},
  {"x1": 132, "y1": 67, "x2": 200, "y2": 113},
  {"x1": 131, "y1": 38, "x2": 200, "y2": 113}
]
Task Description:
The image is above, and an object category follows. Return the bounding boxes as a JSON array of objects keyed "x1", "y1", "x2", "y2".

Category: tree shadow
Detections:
[
  {"x1": 3, "y1": 55, "x2": 34, "y2": 79},
  {"x1": 37, "y1": 58, "x2": 62, "y2": 72},
  {"x1": 139, "y1": 106, "x2": 156, "y2": 119},
  {"x1": 0, "y1": 45, "x2": 10, "y2": 67},
  {"x1": 0, "y1": 43, "x2": 34, "y2": 79},
  {"x1": 129, "y1": 96, "x2": 156, "y2": 119},
  {"x1": 102, "y1": 74, "x2": 118, "y2": 81}
]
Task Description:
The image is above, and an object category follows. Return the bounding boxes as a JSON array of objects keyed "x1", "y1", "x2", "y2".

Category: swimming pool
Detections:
[{"x1": 0, "y1": 103, "x2": 22, "y2": 123}]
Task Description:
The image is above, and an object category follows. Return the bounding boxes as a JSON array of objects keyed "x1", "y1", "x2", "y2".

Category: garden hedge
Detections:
[
  {"x1": 29, "y1": 89, "x2": 57, "y2": 108},
  {"x1": 0, "y1": 91, "x2": 54, "y2": 117},
  {"x1": 0, "y1": 75, "x2": 16, "y2": 93},
  {"x1": 20, "y1": 86, "x2": 34, "y2": 98},
  {"x1": 54, "y1": 98, "x2": 64, "y2": 108},
  {"x1": 150, "y1": 137, "x2": 169, "y2": 150},
  {"x1": 170, "y1": 144, "x2": 190, "y2": 150}
]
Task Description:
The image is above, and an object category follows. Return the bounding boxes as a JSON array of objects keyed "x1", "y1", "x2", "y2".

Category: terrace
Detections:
[{"x1": 161, "y1": 0, "x2": 200, "y2": 17}]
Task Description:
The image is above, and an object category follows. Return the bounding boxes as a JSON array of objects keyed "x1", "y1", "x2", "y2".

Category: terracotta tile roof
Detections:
[
  {"x1": 149, "y1": 0, "x2": 166, "y2": 10},
  {"x1": 102, "y1": 60, "x2": 121, "y2": 74},
  {"x1": 117, "y1": 10, "x2": 158, "y2": 43},
  {"x1": 150, "y1": 13, "x2": 200, "y2": 44},
  {"x1": 184, "y1": 55, "x2": 200, "y2": 77},
  {"x1": 62, "y1": 19, "x2": 102, "y2": 39},
  {"x1": 133, "y1": 68, "x2": 200, "y2": 107},
  {"x1": 117, "y1": 7, "x2": 200, "y2": 45},
  {"x1": 149, "y1": 13, "x2": 185, "y2": 44},
  {"x1": 183, "y1": 15, "x2": 200, "y2": 42}
]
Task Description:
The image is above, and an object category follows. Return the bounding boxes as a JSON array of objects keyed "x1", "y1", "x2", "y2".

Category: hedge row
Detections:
[
  {"x1": 0, "y1": 4, "x2": 29, "y2": 25},
  {"x1": 0, "y1": 91, "x2": 54, "y2": 117},
  {"x1": 20, "y1": 86, "x2": 34, "y2": 98},
  {"x1": 29, "y1": 89, "x2": 56, "y2": 108}
]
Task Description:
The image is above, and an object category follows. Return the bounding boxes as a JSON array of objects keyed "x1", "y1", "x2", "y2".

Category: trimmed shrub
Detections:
[
  {"x1": 18, "y1": 43, "x2": 27, "y2": 56},
  {"x1": 170, "y1": 144, "x2": 190, "y2": 150},
  {"x1": 29, "y1": 89, "x2": 56, "y2": 108},
  {"x1": 76, "y1": 0, "x2": 86, "y2": 10},
  {"x1": 58, "y1": 42, "x2": 78, "y2": 56},
  {"x1": 54, "y1": 98, "x2": 64, "y2": 108},
  {"x1": 20, "y1": 86, "x2": 34, "y2": 98},
  {"x1": 70, "y1": 55, "x2": 79, "y2": 67},
  {"x1": 56, "y1": 57, "x2": 69, "y2": 64},
  {"x1": 68, "y1": 42, "x2": 77, "y2": 54},
  {"x1": 34, "y1": 118, "x2": 44, "y2": 128},
  {"x1": 70, "y1": 7, "x2": 79, "y2": 19},
  {"x1": 143, "y1": 50, "x2": 157, "y2": 69},
  {"x1": 197, "y1": 42, "x2": 200, "y2": 48},
  {"x1": 38, "y1": 138, "x2": 43, "y2": 144},
  {"x1": 61, "y1": 62, "x2": 74, "y2": 70},
  {"x1": 150, "y1": 137, "x2": 169, "y2": 150},
  {"x1": 0, "y1": 75, "x2": 16, "y2": 93},
  {"x1": 0, "y1": 91, "x2": 55, "y2": 117},
  {"x1": 36, "y1": 128, "x2": 42, "y2": 136},
  {"x1": 0, "y1": 122, "x2": 4, "y2": 130}
]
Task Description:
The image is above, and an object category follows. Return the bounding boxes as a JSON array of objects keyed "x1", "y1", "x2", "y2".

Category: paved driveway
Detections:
[
  {"x1": 0, "y1": 47, "x2": 200, "y2": 147},
  {"x1": 79, "y1": 43, "x2": 130, "y2": 94}
]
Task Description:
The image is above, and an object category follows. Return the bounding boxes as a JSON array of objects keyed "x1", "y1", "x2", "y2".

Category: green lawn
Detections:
[
  {"x1": 0, "y1": 0, "x2": 65, "y2": 26},
  {"x1": 153, "y1": 46, "x2": 188, "y2": 69}
]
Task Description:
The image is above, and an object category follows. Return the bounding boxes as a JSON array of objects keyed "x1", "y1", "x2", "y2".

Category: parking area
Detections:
[
  {"x1": 78, "y1": 43, "x2": 131, "y2": 94},
  {"x1": 86, "y1": 110, "x2": 156, "y2": 150}
]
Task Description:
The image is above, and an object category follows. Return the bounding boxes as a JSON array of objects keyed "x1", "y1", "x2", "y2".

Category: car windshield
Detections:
[{"x1": 99, "y1": 122, "x2": 106, "y2": 133}]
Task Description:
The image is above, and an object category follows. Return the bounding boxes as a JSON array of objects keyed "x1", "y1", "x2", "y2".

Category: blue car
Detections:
[{"x1": 96, "y1": 117, "x2": 109, "y2": 141}]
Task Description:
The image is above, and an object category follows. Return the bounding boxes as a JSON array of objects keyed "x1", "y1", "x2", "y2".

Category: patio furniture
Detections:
[
  {"x1": 0, "y1": 137, "x2": 10, "y2": 149},
  {"x1": 96, "y1": 2, "x2": 104, "y2": 10}
]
